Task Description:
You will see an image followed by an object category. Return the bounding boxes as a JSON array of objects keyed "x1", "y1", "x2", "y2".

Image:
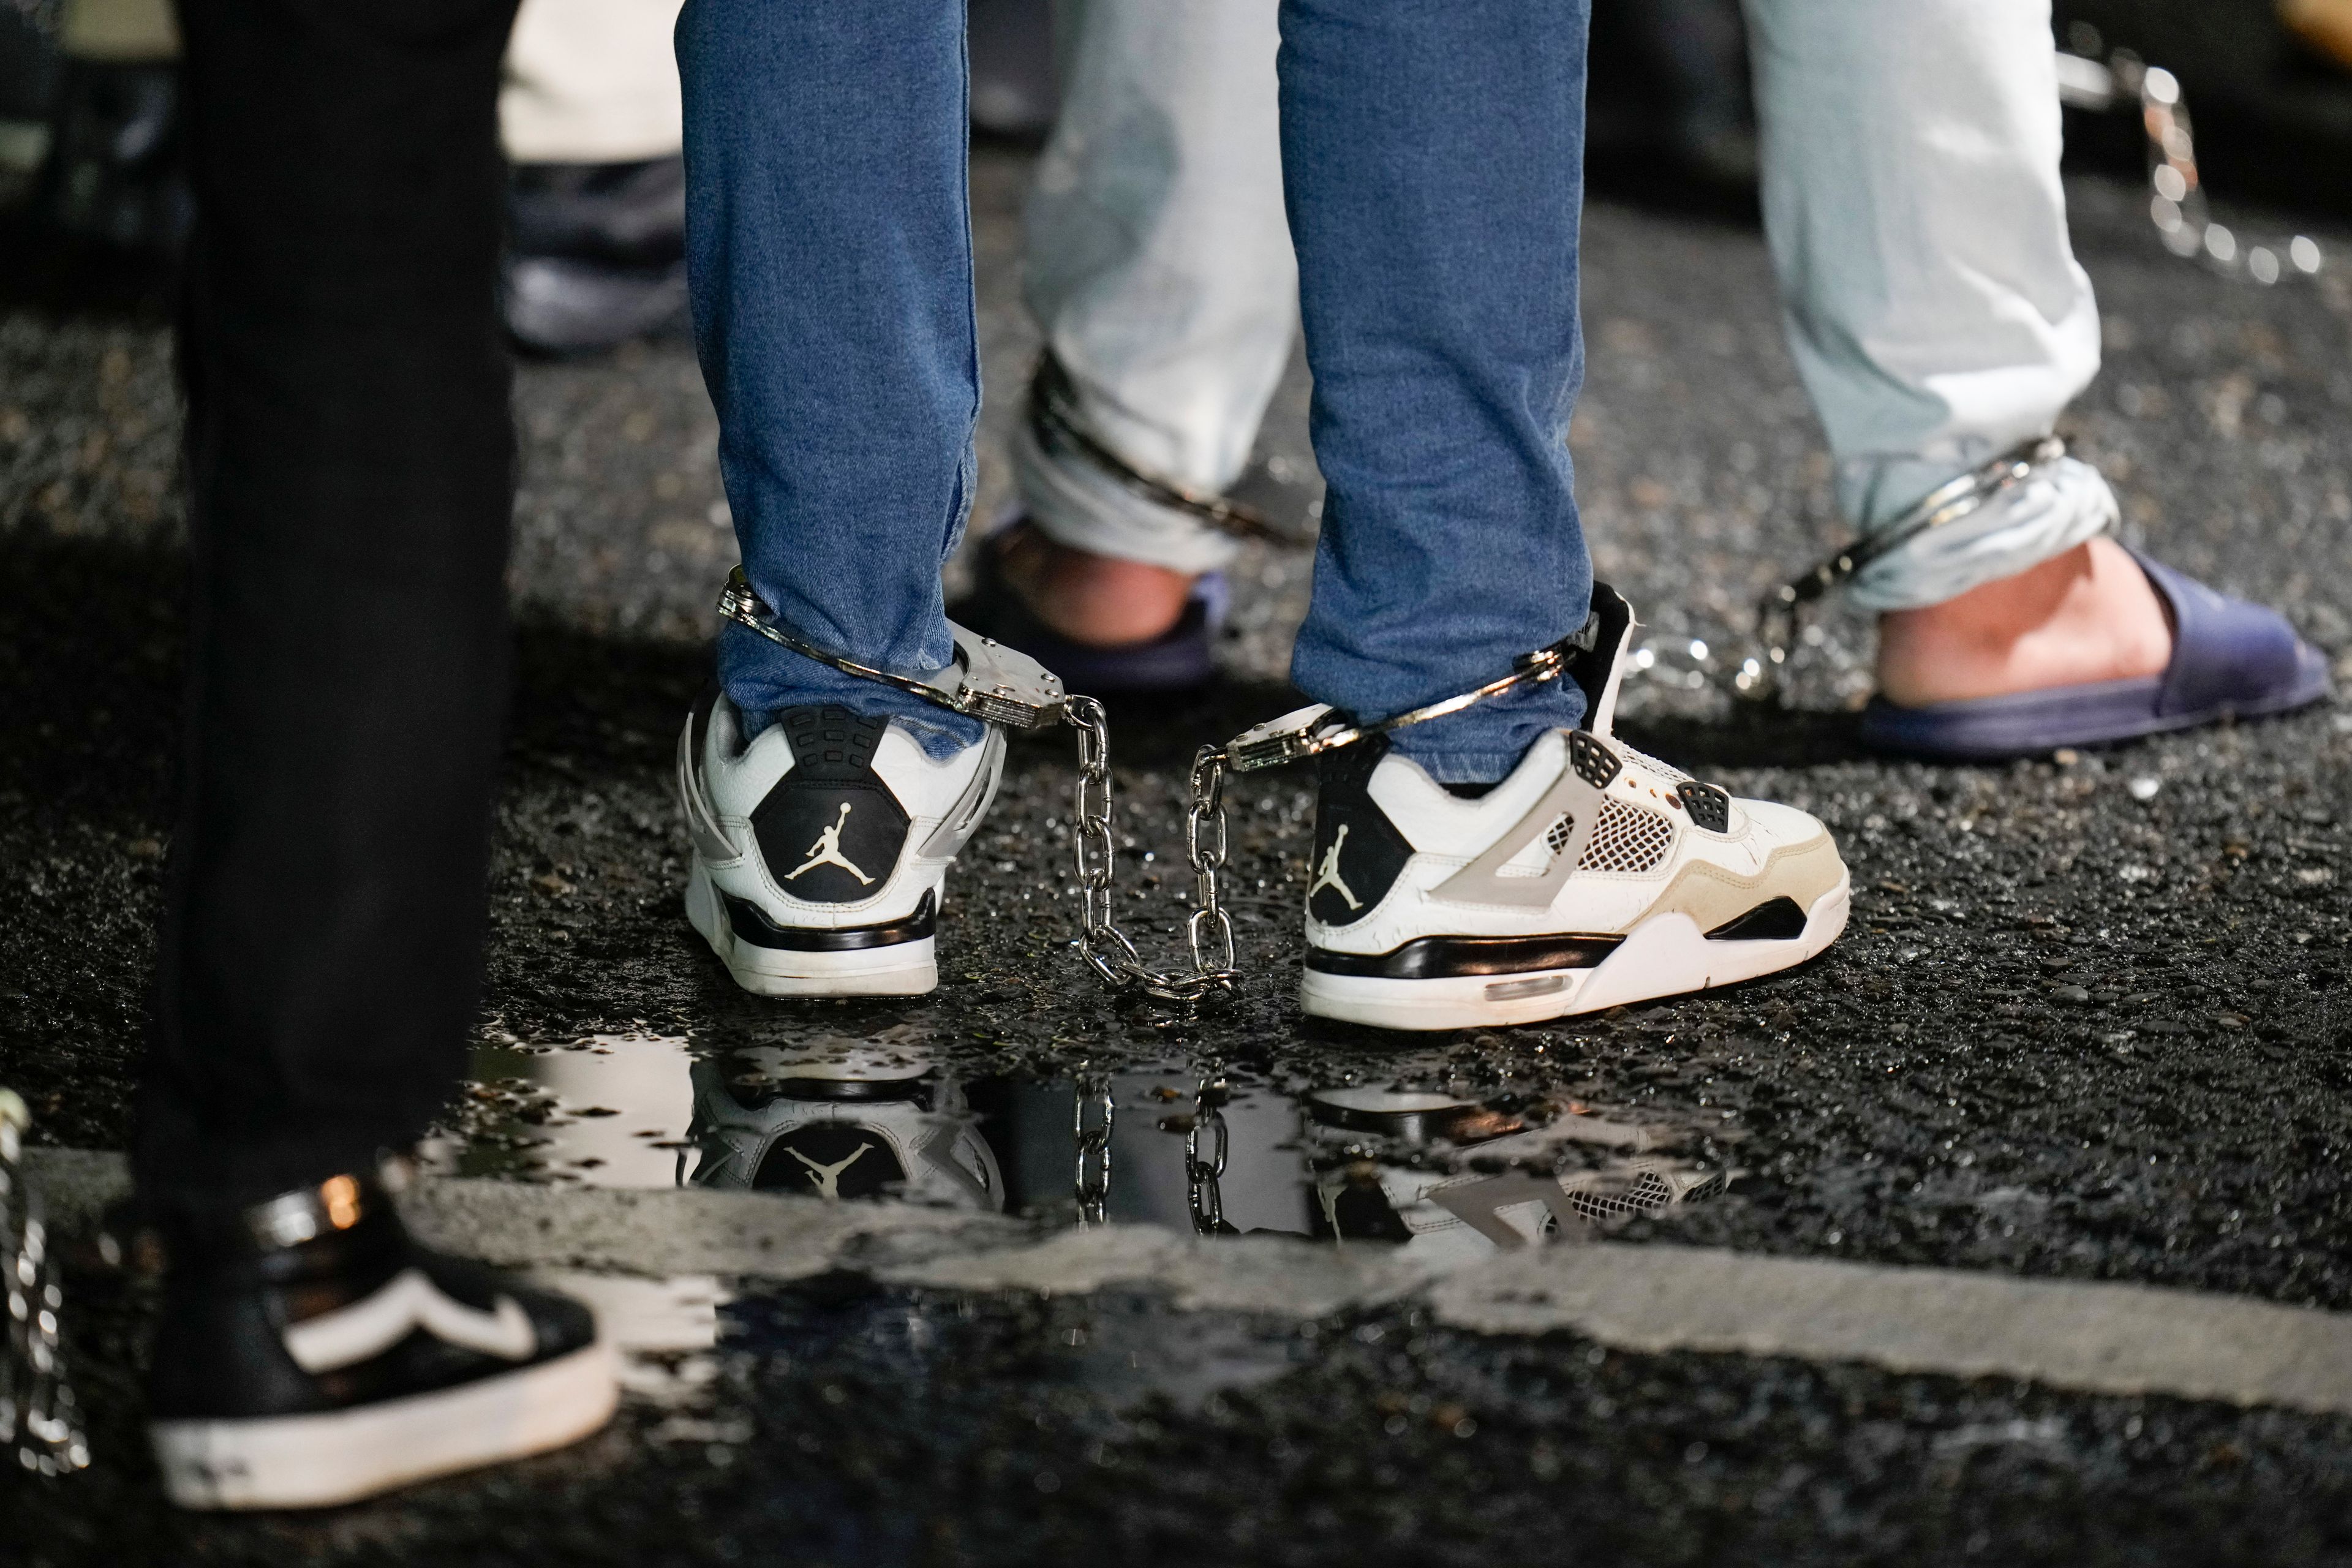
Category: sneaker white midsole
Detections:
[
  {"x1": 1300, "y1": 873, "x2": 1851, "y2": 1032},
  {"x1": 151, "y1": 1339, "x2": 619, "y2": 1511},
  {"x1": 687, "y1": 861, "x2": 940, "y2": 997}
]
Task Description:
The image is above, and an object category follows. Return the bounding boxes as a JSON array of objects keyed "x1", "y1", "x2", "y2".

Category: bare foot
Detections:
[
  {"x1": 1876, "y1": 537, "x2": 2174, "y2": 707},
  {"x1": 995, "y1": 523, "x2": 1195, "y2": 647}
]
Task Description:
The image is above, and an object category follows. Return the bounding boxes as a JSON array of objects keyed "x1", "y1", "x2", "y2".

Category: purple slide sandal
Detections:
[
  {"x1": 951, "y1": 524, "x2": 1229, "y2": 695},
  {"x1": 1858, "y1": 549, "x2": 2334, "y2": 761}
]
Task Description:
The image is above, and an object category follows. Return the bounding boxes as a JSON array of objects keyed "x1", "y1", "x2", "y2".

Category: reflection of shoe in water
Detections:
[
  {"x1": 1306, "y1": 1087, "x2": 1727, "y2": 1263},
  {"x1": 678, "y1": 696, "x2": 1003, "y2": 998},
  {"x1": 684, "y1": 1050, "x2": 1003, "y2": 1210},
  {"x1": 149, "y1": 1172, "x2": 616, "y2": 1510},
  {"x1": 500, "y1": 157, "x2": 689, "y2": 356},
  {"x1": 1298, "y1": 584, "x2": 1849, "y2": 1031}
]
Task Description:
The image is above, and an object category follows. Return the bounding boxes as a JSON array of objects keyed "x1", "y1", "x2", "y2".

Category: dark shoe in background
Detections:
[
  {"x1": 32, "y1": 58, "x2": 189, "y2": 252},
  {"x1": 1588, "y1": 0, "x2": 1758, "y2": 206},
  {"x1": 0, "y1": 6, "x2": 62, "y2": 207},
  {"x1": 968, "y1": 0, "x2": 1057, "y2": 141},
  {"x1": 502, "y1": 155, "x2": 688, "y2": 357}
]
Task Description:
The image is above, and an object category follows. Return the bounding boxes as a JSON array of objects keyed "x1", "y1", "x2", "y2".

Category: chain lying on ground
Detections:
[
  {"x1": 720, "y1": 571, "x2": 1589, "y2": 1003},
  {"x1": 0, "y1": 1090, "x2": 88, "y2": 1476},
  {"x1": 1068, "y1": 699, "x2": 1237, "y2": 1002}
]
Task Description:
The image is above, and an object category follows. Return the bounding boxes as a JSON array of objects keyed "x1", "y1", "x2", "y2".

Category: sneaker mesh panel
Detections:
[
  {"x1": 1618, "y1": 744, "x2": 1692, "y2": 784},
  {"x1": 1576, "y1": 798, "x2": 1676, "y2": 874},
  {"x1": 1560, "y1": 1164, "x2": 1727, "y2": 1224},
  {"x1": 1544, "y1": 813, "x2": 1576, "y2": 856}
]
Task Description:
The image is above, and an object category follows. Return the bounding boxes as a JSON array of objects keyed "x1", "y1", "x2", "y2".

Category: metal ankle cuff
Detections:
[
  {"x1": 1744, "y1": 435, "x2": 2068, "y2": 701},
  {"x1": 1027, "y1": 352, "x2": 1306, "y2": 548}
]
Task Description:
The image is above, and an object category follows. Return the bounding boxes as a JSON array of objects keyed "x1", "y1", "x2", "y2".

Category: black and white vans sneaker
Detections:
[
  {"x1": 1298, "y1": 586, "x2": 1849, "y2": 1031},
  {"x1": 149, "y1": 1170, "x2": 617, "y2": 1510},
  {"x1": 677, "y1": 696, "x2": 1004, "y2": 997}
]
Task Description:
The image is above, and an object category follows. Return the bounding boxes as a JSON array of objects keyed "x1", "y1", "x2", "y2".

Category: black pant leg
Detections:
[{"x1": 137, "y1": 0, "x2": 522, "y2": 1210}]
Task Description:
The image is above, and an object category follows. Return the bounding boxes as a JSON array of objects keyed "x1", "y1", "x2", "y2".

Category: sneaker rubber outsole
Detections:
[
  {"x1": 1298, "y1": 872, "x2": 1850, "y2": 1032},
  {"x1": 685, "y1": 860, "x2": 940, "y2": 997}
]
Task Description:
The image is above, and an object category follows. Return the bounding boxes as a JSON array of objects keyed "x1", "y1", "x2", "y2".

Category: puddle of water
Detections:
[{"x1": 429, "y1": 1030, "x2": 1733, "y2": 1259}]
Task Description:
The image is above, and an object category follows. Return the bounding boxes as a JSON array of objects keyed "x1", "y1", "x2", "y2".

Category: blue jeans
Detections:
[{"x1": 677, "y1": 0, "x2": 1593, "y2": 783}]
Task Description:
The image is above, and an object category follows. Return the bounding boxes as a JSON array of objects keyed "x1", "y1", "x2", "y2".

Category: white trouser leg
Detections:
[
  {"x1": 500, "y1": 0, "x2": 685, "y2": 165},
  {"x1": 1014, "y1": 0, "x2": 1296, "y2": 575},
  {"x1": 1744, "y1": 0, "x2": 2116, "y2": 610}
]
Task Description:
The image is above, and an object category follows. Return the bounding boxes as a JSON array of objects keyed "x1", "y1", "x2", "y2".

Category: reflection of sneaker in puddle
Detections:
[
  {"x1": 1306, "y1": 1088, "x2": 1727, "y2": 1262},
  {"x1": 676, "y1": 695, "x2": 1003, "y2": 997},
  {"x1": 684, "y1": 1052, "x2": 1003, "y2": 1210},
  {"x1": 1300, "y1": 587, "x2": 1850, "y2": 1031},
  {"x1": 149, "y1": 1174, "x2": 616, "y2": 1510}
]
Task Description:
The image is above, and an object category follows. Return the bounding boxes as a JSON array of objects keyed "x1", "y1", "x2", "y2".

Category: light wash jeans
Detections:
[
  {"x1": 1025, "y1": 0, "x2": 2117, "y2": 612},
  {"x1": 679, "y1": 0, "x2": 1596, "y2": 782},
  {"x1": 1015, "y1": 0, "x2": 1295, "y2": 578}
]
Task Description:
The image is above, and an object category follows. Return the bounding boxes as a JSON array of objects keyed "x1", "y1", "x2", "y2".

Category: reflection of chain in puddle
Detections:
[
  {"x1": 440, "y1": 1033, "x2": 1732, "y2": 1256},
  {"x1": 1072, "y1": 1071, "x2": 1113, "y2": 1227}
]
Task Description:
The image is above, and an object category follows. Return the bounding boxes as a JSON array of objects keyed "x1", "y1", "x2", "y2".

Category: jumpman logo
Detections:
[
  {"x1": 785, "y1": 802, "x2": 874, "y2": 885},
  {"x1": 1309, "y1": 824, "x2": 1362, "y2": 911},
  {"x1": 788, "y1": 1141, "x2": 873, "y2": 1199}
]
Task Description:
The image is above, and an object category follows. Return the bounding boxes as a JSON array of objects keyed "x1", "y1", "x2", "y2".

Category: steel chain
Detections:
[
  {"x1": 0, "y1": 1093, "x2": 88, "y2": 1476},
  {"x1": 1065, "y1": 695, "x2": 1238, "y2": 1003},
  {"x1": 1072, "y1": 1072, "x2": 1114, "y2": 1227},
  {"x1": 1184, "y1": 1074, "x2": 1232, "y2": 1235},
  {"x1": 2057, "y1": 47, "x2": 2325, "y2": 285}
]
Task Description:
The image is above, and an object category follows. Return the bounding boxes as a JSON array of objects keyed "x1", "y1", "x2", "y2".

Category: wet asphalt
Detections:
[{"x1": 4, "y1": 143, "x2": 2352, "y2": 1562}]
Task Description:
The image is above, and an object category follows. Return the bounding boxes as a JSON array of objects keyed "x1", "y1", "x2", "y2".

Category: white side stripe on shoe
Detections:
[{"x1": 281, "y1": 1268, "x2": 537, "y2": 1373}]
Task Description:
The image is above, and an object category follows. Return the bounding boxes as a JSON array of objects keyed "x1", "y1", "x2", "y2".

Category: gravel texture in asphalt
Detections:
[
  {"x1": 2, "y1": 144, "x2": 2350, "y2": 1561},
  {"x1": 13, "y1": 1272, "x2": 2352, "y2": 1567}
]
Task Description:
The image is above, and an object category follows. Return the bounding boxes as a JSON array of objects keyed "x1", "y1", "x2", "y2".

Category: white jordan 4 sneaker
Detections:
[
  {"x1": 1298, "y1": 586, "x2": 1849, "y2": 1031},
  {"x1": 677, "y1": 695, "x2": 1004, "y2": 997}
]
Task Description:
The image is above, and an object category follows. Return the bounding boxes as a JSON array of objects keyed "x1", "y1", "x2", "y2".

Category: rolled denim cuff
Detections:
[
  {"x1": 717, "y1": 621, "x2": 986, "y2": 761},
  {"x1": 1010, "y1": 417, "x2": 1246, "y2": 577},
  {"x1": 1844, "y1": 454, "x2": 2119, "y2": 612}
]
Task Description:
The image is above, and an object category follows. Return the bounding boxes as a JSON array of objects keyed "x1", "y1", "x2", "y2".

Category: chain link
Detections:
[
  {"x1": 1184, "y1": 1074, "x2": 1232, "y2": 1235},
  {"x1": 1065, "y1": 695, "x2": 1239, "y2": 1003},
  {"x1": 2057, "y1": 47, "x2": 2326, "y2": 285},
  {"x1": 0, "y1": 1093, "x2": 88, "y2": 1476},
  {"x1": 1071, "y1": 1072, "x2": 1114, "y2": 1227}
]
